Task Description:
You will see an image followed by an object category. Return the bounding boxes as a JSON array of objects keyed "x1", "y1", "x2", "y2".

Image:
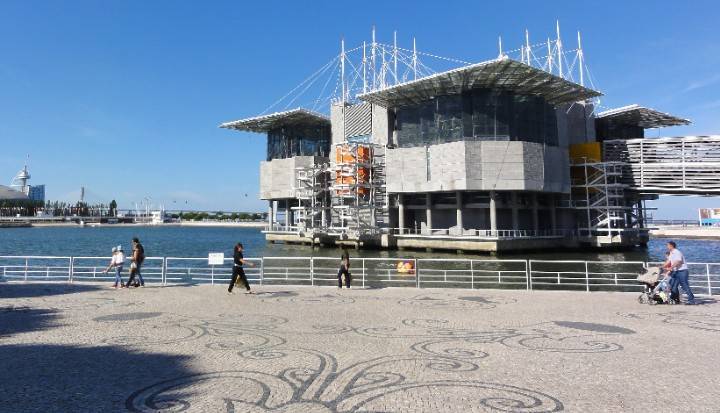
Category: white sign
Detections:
[{"x1": 208, "y1": 253, "x2": 225, "y2": 266}]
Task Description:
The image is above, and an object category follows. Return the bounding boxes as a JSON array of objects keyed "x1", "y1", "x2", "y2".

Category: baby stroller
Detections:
[{"x1": 637, "y1": 267, "x2": 674, "y2": 305}]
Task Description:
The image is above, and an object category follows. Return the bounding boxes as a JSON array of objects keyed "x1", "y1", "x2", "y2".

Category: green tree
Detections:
[{"x1": 109, "y1": 200, "x2": 118, "y2": 217}]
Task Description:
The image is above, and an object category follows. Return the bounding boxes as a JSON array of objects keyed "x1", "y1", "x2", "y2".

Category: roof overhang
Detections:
[
  {"x1": 220, "y1": 108, "x2": 330, "y2": 133},
  {"x1": 356, "y1": 58, "x2": 602, "y2": 108},
  {"x1": 596, "y1": 104, "x2": 690, "y2": 129}
]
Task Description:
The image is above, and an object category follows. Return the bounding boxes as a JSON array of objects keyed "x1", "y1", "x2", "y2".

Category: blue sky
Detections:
[{"x1": 1, "y1": 0, "x2": 719, "y2": 217}]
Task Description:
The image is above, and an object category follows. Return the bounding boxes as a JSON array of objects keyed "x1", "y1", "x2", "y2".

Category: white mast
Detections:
[
  {"x1": 497, "y1": 36, "x2": 503, "y2": 58},
  {"x1": 362, "y1": 41, "x2": 367, "y2": 94},
  {"x1": 556, "y1": 20, "x2": 563, "y2": 79},
  {"x1": 546, "y1": 38, "x2": 553, "y2": 74},
  {"x1": 525, "y1": 29, "x2": 531, "y2": 65},
  {"x1": 393, "y1": 30, "x2": 398, "y2": 84},
  {"x1": 577, "y1": 30, "x2": 584, "y2": 87},
  {"x1": 412, "y1": 37, "x2": 417, "y2": 80},
  {"x1": 371, "y1": 26, "x2": 376, "y2": 89},
  {"x1": 341, "y1": 38, "x2": 346, "y2": 103}
]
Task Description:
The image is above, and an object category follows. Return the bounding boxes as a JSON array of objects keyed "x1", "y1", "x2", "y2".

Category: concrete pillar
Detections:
[
  {"x1": 637, "y1": 200, "x2": 645, "y2": 228},
  {"x1": 531, "y1": 193, "x2": 539, "y2": 233},
  {"x1": 425, "y1": 193, "x2": 433, "y2": 231},
  {"x1": 489, "y1": 191, "x2": 497, "y2": 233},
  {"x1": 284, "y1": 201, "x2": 290, "y2": 231},
  {"x1": 272, "y1": 200, "x2": 278, "y2": 230},
  {"x1": 550, "y1": 194, "x2": 557, "y2": 232},
  {"x1": 456, "y1": 191, "x2": 463, "y2": 231},
  {"x1": 398, "y1": 193, "x2": 405, "y2": 235},
  {"x1": 267, "y1": 201, "x2": 273, "y2": 229},
  {"x1": 511, "y1": 192, "x2": 519, "y2": 231}
]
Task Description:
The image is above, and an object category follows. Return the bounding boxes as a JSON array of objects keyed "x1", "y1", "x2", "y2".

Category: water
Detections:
[{"x1": 1, "y1": 226, "x2": 719, "y2": 262}]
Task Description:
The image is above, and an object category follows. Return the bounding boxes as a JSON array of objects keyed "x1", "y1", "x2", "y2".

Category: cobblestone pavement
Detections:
[{"x1": 1, "y1": 282, "x2": 719, "y2": 412}]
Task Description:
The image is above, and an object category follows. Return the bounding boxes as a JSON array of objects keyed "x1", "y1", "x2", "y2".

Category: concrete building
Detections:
[{"x1": 221, "y1": 28, "x2": 718, "y2": 253}]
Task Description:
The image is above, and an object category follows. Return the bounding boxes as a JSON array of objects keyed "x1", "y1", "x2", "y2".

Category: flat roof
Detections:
[
  {"x1": 357, "y1": 58, "x2": 602, "y2": 107},
  {"x1": 596, "y1": 104, "x2": 690, "y2": 128},
  {"x1": 220, "y1": 108, "x2": 330, "y2": 133}
]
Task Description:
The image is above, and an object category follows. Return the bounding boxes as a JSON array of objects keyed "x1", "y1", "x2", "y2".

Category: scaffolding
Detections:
[
  {"x1": 293, "y1": 162, "x2": 331, "y2": 232},
  {"x1": 566, "y1": 159, "x2": 646, "y2": 242},
  {"x1": 329, "y1": 141, "x2": 388, "y2": 237}
]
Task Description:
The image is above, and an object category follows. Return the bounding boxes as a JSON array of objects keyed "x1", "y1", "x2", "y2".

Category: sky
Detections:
[{"x1": 1, "y1": 0, "x2": 719, "y2": 217}]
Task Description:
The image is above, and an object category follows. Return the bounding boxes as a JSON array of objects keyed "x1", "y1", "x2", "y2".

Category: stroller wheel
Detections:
[{"x1": 638, "y1": 294, "x2": 648, "y2": 304}]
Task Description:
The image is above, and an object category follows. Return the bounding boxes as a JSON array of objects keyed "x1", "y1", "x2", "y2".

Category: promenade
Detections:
[{"x1": 1, "y1": 283, "x2": 718, "y2": 412}]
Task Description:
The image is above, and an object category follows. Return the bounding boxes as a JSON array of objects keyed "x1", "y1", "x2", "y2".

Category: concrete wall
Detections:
[
  {"x1": 371, "y1": 104, "x2": 391, "y2": 146},
  {"x1": 330, "y1": 103, "x2": 345, "y2": 147},
  {"x1": 259, "y1": 156, "x2": 325, "y2": 200},
  {"x1": 386, "y1": 141, "x2": 570, "y2": 193}
]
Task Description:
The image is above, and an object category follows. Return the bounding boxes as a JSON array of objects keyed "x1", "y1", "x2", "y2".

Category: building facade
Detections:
[{"x1": 221, "y1": 43, "x2": 701, "y2": 252}]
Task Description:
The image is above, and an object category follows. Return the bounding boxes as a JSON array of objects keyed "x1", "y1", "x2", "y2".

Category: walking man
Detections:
[
  {"x1": 228, "y1": 243, "x2": 255, "y2": 294},
  {"x1": 338, "y1": 248, "x2": 351, "y2": 288},
  {"x1": 127, "y1": 237, "x2": 145, "y2": 287},
  {"x1": 667, "y1": 241, "x2": 696, "y2": 305}
]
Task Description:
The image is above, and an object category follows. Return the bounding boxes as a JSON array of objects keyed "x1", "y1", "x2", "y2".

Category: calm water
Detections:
[{"x1": 0, "y1": 226, "x2": 718, "y2": 262}]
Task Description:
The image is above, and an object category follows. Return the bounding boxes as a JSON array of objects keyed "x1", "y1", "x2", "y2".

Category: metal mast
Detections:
[
  {"x1": 393, "y1": 30, "x2": 398, "y2": 84},
  {"x1": 577, "y1": 31, "x2": 584, "y2": 87},
  {"x1": 412, "y1": 37, "x2": 417, "y2": 80},
  {"x1": 341, "y1": 38, "x2": 346, "y2": 103},
  {"x1": 371, "y1": 26, "x2": 376, "y2": 89},
  {"x1": 556, "y1": 21, "x2": 563, "y2": 79},
  {"x1": 362, "y1": 41, "x2": 367, "y2": 94}
]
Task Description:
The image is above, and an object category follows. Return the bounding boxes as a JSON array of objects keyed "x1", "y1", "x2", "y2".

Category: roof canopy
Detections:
[
  {"x1": 596, "y1": 104, "x2": 690, "y2": 129},
  {"x1": 220, "y1": 108, "x2": 330, "y2": 133},
  {"x1": 357, "y1": 58, "x2": 602, "y2": 108}
]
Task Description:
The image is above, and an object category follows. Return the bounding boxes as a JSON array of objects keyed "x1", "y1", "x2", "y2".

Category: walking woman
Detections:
[
  {"x1": 338, "y1": 248, "x2": 351, "y2": 288},
  {"x1": 103, "y1": 246, "x2": 125, "y2": 289},
  {"x1": 228, "y1": 243, "x2": 255, "y2": 294}
]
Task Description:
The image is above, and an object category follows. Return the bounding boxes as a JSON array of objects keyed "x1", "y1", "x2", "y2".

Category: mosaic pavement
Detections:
[{"x1": 1, "y1": 283, "x2": 718, "y2": 412}]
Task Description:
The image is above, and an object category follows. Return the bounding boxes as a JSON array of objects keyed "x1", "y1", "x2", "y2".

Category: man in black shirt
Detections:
[
  {"x1": 228, "y1": 243, "x2": 254, "y2": 294},
  {"x1": 338, "y1": 248, "x2": 351, "y2": 288},
  {"x1": 126, "y1": 237, "x2": 145, "y2": 287}
]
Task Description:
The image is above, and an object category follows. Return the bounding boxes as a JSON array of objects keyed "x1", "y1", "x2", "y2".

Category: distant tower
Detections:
[
  {"x1": 80, "y1": 186, "x2": 85, "y2": 203},
  {"x1": 10, "y1": 157, "x2": 31, "y2": 195}
]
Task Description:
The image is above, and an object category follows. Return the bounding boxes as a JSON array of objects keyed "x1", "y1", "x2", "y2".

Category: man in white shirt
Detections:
[{"x1": 666, "y1": 241, "x2": 695, "y2": 305}]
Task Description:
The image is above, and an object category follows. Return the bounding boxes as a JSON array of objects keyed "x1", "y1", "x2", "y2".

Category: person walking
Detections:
[
  {"x1": 228, "y1": 243, "x2": 255, "y2": 294},
  {"x1": 103, "y1": 246, "x2": 125, "y2": 288},
  {"x1": 337, "y1": 248, "x2": 351, "y2": 289},
  {"x1": 127, "y1": 237, "x2": 146, "y2": 288},
  {"x1": 667, "y1": 241, "x2": 696, "y2": 305}
]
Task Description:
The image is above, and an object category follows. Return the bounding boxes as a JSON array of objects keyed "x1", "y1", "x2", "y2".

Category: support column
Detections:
[
  {"x1": 511, "y1": 192, "x2": 519, "y2": 231},
  {"x1": 267, "y1": 201, "x2": 273, "y2": 229},
  {"x1": 285, "y1": 200, "x2": 290, "y2": 231},
  {"x1": 272, "y1": 200, "x2": 278, "y2": 230},
  {"x1": 456, "y1": 191, "x2": 463, "y2": 232},
  {"x1": 425, "y1": 193, "x2": 432, "y2": 231},
  {"x1": 637, "y1": 200, "x2": 645, "y2": 228},
  {"x1": 489, "y1": 191, "x2": 497, "y2": 234},
  {"x1": 398, "y1": 194, "x2": 405, "y2": 235},
  {"x1": 550, "y1": 194, "x2": 557, "y2": 233},
  {"x1": 531, "y1": 193, "x2": 539, "y2": 233}
]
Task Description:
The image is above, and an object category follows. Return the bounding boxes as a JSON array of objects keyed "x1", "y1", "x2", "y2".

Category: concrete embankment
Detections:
[{"x1": 650, "y1": 226, "x2": 720, "y2": 240}]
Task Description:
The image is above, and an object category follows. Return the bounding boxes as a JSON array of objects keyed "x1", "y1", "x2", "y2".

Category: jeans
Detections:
[
  {"x1": 127, "y1": 263, "x2": 145, "y2": 286},
  {"x1": 114, "y1": 266, "x2": 124, "y2": 287},
  {"x1": 338, "y1": 265, "x2": 351, "y2": 288},
  {"x1": 671, "y1": 269, "x2": 695, "y2": 303}
]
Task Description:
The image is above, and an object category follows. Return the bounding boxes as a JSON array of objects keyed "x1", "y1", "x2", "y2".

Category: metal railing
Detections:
[{"x1": 1, "y1": 255, "x2": 718, "y2": 295}]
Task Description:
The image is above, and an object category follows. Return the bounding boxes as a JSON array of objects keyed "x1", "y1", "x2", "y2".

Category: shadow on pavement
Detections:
[
  {"x1": 0, "y1": 344, "x2": 196, "y2": 412},
  {"x1": 0, "y1": 307, "x2": 61, "y2": 338},
  {"x1": 0, "y1": 283, "x2": 104, "y2": 299}
]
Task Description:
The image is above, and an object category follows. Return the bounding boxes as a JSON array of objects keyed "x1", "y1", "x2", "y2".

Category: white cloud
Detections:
[{"x1": 683, "y1": 73, "x2": 720, "y2": 93}]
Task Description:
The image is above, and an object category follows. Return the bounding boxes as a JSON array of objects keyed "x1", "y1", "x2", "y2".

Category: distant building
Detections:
[
  {"x1": 699, "y1": 208, "x2": 720, "y2": 226},
  {"x1": 28, "y1": 185, "x2": 45, "y2": 202},
  {"x1": 0, "y1": 184, "x2": 29, "y2": 201}
]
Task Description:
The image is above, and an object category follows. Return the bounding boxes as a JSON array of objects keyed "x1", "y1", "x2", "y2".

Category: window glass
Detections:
[
  {"x1": 394, "y1": 88, "x2": 558, "y2": 147},
  {"x1": 266, "y1": 124, "x2": 330, "y2": 161}
]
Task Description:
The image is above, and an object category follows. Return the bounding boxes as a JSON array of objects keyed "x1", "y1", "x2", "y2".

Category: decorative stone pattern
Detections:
[{"x1": 1, "y1": 283, "x2": 718, "y2": 411}]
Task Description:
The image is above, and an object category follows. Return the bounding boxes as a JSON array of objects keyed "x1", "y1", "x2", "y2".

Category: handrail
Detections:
[{"x1": 0, "y1": 255, "x2": 717, "y2": 296}]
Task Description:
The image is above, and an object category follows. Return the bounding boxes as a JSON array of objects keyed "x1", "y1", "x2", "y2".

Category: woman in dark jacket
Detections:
[{"x1": 228, "y1": 243, "x2": 255, "y2": 294}]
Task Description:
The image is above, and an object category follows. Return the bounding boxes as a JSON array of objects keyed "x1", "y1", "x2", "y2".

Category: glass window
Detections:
[
  {"x1": 266, "y1": 124, "x2": 330, "y2": 161},
  {"x1": 394, "y1": 88, "x2": 558, "y2": 147}
]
